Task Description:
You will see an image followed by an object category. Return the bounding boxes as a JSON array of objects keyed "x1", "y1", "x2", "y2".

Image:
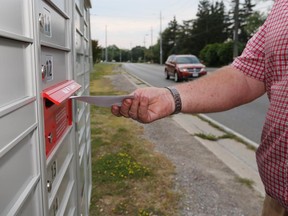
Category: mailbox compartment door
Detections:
[{"x1": 42, "y1": 80, "x2": 81, "y2": 157}]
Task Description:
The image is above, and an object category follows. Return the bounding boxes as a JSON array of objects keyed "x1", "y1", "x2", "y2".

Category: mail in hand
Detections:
[{"x1": 70, "y1": 95, "x2": 134, "y2": 107}]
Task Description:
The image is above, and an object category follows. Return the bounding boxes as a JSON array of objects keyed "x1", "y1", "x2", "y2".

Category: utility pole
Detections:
[
  {"x1": 130, "y1": 42, "x2": 133, "y2": 62},
  {"x1": 143, "y1": 34, "x2": 148, "y2": 48},
  {"x1": 119, "y1": 49, "x2": 122, "y2": 62},
  {"x1": 151, "y1": 27, "x2": 153, "y2": 47},
  {"x1": 160, "y1": 11, "x2": 163, "y2": 65},
  {"x1": 233, "y1": 0, "x2": 239, "y2": 59}
]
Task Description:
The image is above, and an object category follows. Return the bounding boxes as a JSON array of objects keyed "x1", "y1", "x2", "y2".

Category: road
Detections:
[{"x1": 122, "y1": 63, "x2": 270, "y2": 145}]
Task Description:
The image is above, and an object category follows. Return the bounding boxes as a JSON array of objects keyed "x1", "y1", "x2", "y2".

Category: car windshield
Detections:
[{"x1": 176, "y1": 56, "x2": 200, "y2": 64}]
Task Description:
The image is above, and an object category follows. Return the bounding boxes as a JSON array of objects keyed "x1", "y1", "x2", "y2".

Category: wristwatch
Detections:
[{"x1": 165, "y1": 86, "x2": 182, "y2": 114}]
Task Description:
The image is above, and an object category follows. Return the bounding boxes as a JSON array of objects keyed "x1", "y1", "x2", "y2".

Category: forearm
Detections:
[
  {"x1": 176, "y1": 65, "x2": 265, "y2": 114},
  {"x1": 112, "y1": 65, "x2": 266, "y2": 123}
]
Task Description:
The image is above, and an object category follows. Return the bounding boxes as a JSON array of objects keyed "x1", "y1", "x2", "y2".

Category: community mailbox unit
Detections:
[{"x1": 0, "y1": 0, "x2": 93, "y2": 215}]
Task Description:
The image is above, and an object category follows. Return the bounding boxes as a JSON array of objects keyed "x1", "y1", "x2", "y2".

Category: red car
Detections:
[{"x1": 164, "y1": 54, "x2": 207, "y2": 82}]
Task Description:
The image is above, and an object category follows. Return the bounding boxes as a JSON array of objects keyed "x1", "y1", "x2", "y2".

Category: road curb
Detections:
[
  {"x1": 198, "y1": 114, "x2": 260, "y2": 149},
  {"x1": 172, "y1": 113, "x2": 265, "y2": 197}
]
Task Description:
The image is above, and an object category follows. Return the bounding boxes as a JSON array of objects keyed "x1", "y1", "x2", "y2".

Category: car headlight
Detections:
[{"x1": 179, "y1": 68, "x2": 188, "y2": 72}]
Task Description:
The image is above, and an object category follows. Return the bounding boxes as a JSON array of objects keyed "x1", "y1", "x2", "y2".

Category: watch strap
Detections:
[{"x1": 165, "y1": 86, "x2": 182, "y2": 114}]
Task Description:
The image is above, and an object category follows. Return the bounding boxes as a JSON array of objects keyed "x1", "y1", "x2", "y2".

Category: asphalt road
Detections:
[{"x1": 122, "y1": 63, "x2": 270, "y2": 145}]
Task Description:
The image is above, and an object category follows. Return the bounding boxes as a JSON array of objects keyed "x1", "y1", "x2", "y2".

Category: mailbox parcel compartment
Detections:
[{"x1": 42, "y1": 80, "x2": 81, "y2": 157}]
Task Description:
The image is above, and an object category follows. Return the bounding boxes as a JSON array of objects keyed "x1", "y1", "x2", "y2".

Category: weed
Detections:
[
  {"x1": 194, "y1": 115, "x2": 257, "y2": 151},
  {"x1": 194, "y1": 133, "x2": 218, "y2": 141},
  {"x1": 235, "y1": 177, "x2": 254, "y2": 189},
  {"x1": 94, "y1": 152, "x2": 151, "y2": 183},
  {"x1": 194, "y1": 133, "x2": 234, "y2": 141},
  {"x1": 138, "y1": 207, "x2": 164, "y2": 216}
]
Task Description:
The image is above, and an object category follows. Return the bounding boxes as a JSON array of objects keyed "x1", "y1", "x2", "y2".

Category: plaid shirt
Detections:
[{"x1": 232, "y1": 0, "x2": 288, "y2": 208}]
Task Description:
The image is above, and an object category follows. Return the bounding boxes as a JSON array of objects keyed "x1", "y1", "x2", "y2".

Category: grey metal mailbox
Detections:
[{"x1": 0, "y1": 0, "x2": 92, "y2": 215}]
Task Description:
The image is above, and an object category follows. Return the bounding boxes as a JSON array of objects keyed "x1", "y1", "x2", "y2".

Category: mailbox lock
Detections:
[
  {"x1": 41, "y1": 65, "x2": 47, "y2": 80},
  {"x1": 53, "y1": 197, "x2": 59, "y2": 216},
  {"x1": 47, "y1": 133, "x2": 53, "y2": 143},
  {"x1": 39, "y1": 13, "x2": 45, "y2": 28},
  {"x1": 47, "y1": 180, "x2": 52, "y2": 193}
]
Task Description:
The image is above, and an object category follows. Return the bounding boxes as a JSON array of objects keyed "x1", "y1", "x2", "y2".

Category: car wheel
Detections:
[
  {"x1": 165, "y1": 70, "x2": 170, "y2": 79},
  {"x1": 174, "y1": 72, "x2": 181, "y2": 82}
]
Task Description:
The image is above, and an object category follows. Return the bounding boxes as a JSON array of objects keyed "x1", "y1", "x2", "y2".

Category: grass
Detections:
[
  {"x1": 194, "y1": 132, "x2": 235, "y2": 141},
  {"x1": 194, "y1": 114, "x2": 257, "y2": 151},
  {"x1": 89, "y1": 63, "x2": 179, "y2": 216},
  {"x1": 235, "y1": 177, "x2": 255, "y2": 189}
]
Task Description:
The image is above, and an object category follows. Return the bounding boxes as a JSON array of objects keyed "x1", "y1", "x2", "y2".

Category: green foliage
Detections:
[
  {"x1": 190, "y1": 0, "x2": 228, "y2": 55},
  {"x1": 131, "y1": 46, "x2": 145, "y2": 62},
  {"x1": 194, "y1": 133, "x2": 219, "y2": 141},
  {"x1": 228, "y1": 0, "x2": 260, "y2": 43},
  {"x1": 92, "y1": 40, "x2": 102, "y2": 63},
  {"x1": 161, "y1": 17, "x2": 180, "y2": 61},
  {"x1": 94, "y1": 152, "x2": 151, "y2": 183},
  {"x1": 200, "y1": 43, "x2": 221, "y2": 66},
  {"x1": 235, "y1": 177, "x2": 254, "y2": 189},
  {"x1": 90, "y1": 63, "x2": 115, "y2": 80},
  {"x1": 244, "y1": 11, "x2": 266, "y2": 36},
  {"x1": 200, "y1": 41, "x2": 245, "y2": 66},
  {"x1": 138, "y1": 208, "x2": 165, "y2": 216},
  {"x1": 217, "y1": 41, "x2": 234, "y2": 65}
]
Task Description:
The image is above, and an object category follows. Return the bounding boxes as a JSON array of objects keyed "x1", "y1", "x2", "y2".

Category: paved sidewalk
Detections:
[{"x1": 173, "y1": 113, "x2": 265, "y2": 197}]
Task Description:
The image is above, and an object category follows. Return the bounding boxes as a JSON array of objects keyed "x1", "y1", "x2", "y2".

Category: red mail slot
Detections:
[{"x1": 42, "y1": 80, "x2": 81, "y2": 157}]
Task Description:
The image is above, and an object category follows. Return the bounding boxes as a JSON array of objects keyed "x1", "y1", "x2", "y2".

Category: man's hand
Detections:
[
  {"x1": 111, "y1": 66, "x2": 266, "y2": 124},
  {"x1": 111, "y1": 87, "x2": 175, "y2": 123}
]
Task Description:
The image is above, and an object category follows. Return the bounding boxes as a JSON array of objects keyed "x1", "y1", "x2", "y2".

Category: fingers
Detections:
[
  {"x1": 128, "y1": 94, "x2": 140, "y2": 120},
  {"x1": 111, "y1": 94, "x2": 133, "y2": 118},
  {"x1": 119, "y1": 98, "x2": 133, "y2": 118},
  {"x1": 138, "y1": 96, "x2": 149, "y2": 122},
  {"x1": 111, "y1": 94, "x2": 149, "y2": 122},
  {"x1": 111, "y1": 105, "x2": 122, "y2": 117},
  {"x1": 111, "y1": 98, "x2": 133, "y2": 117}
]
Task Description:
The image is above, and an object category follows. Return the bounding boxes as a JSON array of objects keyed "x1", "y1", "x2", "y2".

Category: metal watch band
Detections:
[{"x1": 165, "y1": 86, "x2": 182, "y2": 114}]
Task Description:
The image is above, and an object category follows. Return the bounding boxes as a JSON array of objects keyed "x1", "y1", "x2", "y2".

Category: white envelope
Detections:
[{"x1": 70, "y1": 95, "x2": 134, "y2": 107}]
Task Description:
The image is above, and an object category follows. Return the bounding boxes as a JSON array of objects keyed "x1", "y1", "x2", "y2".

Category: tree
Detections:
[
  {"x1": 244, "y1": 11, "x2": 266, "y2": 36},
  {"x1": 161, "y1": 16, "x2": 180, "y2": 61},
  {"x1": 190, "y1": 0, "x2": 228, "y2": 55},
  {"x1": 131, "y1": 46, "x2": 145, "y2": 62},
  {"x1": 151, "y1": 43, "x2": 160, "y2": 63},
  {"x1": 91, "y1": 40, "x2": 102, "y2": 63},
  {"x1": 228, "y1": 0, "x2": 256, "y2": 43},
  {"x1": 200, "y1": 40, "x2": 244, "y2": 66},
  {"x1": 177, "y1": 20, "x2": 195, "y2": 54},
  {"x1": 199, "y1": 43, "x2": 221, "y2": 66}
]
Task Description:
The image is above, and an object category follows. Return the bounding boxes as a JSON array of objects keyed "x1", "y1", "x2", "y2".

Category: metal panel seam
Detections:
[
  {"x1": 5, "y1": 175, "x2": 41, "y2": 216},
  {"x1": 0, "y1": 123, "x2": 38, "y2": 158},
  {"x1": 57, "y1": 181, "x2": 75, "y2": 216},
  {"x1": 0, "y1": 97, "x2": 36, "y2": 118},
  {"x1": 48, "y1": 154, "x2": 74, "y2": 208}
]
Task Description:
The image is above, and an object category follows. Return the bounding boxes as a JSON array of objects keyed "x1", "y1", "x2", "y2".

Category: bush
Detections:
[
  {"x1": 217, "y1": 41, "x2": 234, "y2": 65},
  {"x1": 200, "y1": 43, "x2": 221, "y2": 67},
  {"x1": 200, "y1": 41, "x2": 245, "y2": 67}
]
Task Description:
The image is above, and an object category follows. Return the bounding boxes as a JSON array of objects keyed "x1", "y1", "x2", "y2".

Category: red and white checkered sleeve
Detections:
[{"x1": 232, "y1": 22, "x2": 267, "y2": 81}]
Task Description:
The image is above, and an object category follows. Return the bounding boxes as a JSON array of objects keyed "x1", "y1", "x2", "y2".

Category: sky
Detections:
[{"x1": 89, "y1": 0, "x2": 274, "y2": 49}]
